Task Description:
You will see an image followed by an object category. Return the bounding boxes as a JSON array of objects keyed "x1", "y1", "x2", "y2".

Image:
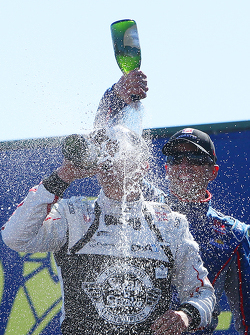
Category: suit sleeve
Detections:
[
  {"x1": 94, "y1": 85, "x2": 127, "y2": 129},
  {"x1": 224, "y1": 224, "x2": 250, "y2": 333},
  {"x1": 172, "y1": 214, "x2": 216, "y2": 330},
  {"x1": 1, "y1": 183, "x2": 68, "y2": 253}
]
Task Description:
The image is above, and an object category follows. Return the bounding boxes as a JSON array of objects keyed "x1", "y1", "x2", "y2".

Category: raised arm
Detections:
[
  {"x1": 1, "y1": 160, "x2": 99, "y2": 253},
  {"x1": 94, "y1": 69, "x2": 148, "y2": 129}
]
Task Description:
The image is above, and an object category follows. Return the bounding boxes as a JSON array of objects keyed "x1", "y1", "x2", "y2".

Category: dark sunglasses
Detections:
[{"x1": 166, "y1": 152, "x2": 214, "y2": 166}]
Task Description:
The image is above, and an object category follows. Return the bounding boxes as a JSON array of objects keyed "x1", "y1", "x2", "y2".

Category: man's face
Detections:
[
  {"x1": 97, "y1": 138, "x2": 148, "y2": 200},
  {"x1": 166, "y1": 142, "x2": 217, "y2": 202}
]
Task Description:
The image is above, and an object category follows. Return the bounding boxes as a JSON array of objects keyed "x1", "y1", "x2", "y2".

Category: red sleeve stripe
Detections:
[
  {"x1": 212, "y1": 244, "x2": 240, "y2": 286},
  {"x1": 29, "y1": 187, "x2": 38, "y2": 192},
  {"x1": 44, "y1": 216, "x2": 61, "y2": 222},
  {"x1": 17, "y1": 201, "x2": 24, "y2": 208},
  {"x1": 46, "y1": 195, "x2": 59, "y2": 215},
  {"x1": 192, "y1": 265, "x2": 204, "y2": 289},
  {"x1": 236, "y1": 250, "x2": 249, "y2": 333}
]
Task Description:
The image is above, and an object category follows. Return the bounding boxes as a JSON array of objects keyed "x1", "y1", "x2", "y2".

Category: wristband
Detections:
[
  {"x1": 42, "y1": 171, "x2": 70, "y2": 197},
  {"x1": 178, "y1": 303, "x2": 201, "y2": 330}
]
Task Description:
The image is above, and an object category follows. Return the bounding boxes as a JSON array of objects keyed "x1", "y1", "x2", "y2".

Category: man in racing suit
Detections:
[
  {"x1": 93, "y1": 71, "x2": 250, "y2": 334},
  {"x1": 2, "y1": 124, "x2": 215, "y2": 335},
  {"x1": 144, "y1": 129, "x2": 250, "y2": 335}
]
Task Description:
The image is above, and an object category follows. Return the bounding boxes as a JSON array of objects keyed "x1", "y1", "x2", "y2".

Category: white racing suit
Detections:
[
  {"x1": 94, "y1": 85, "x2": 250, "y2": 334},
  {"x1": 2, "y1": 181, "x2": 215, "y2": 334}
]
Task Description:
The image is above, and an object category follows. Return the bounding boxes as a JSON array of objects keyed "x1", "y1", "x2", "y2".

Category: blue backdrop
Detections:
[{"x1": 0, "y1": 121, "x2": 249, "y2": 334}]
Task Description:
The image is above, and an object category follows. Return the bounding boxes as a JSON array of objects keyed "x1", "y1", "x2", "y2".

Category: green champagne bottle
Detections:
[
  {"x1": 111, "y1": 19, "x2": 141, "y2": 75},
  {"x1": 62, "y1": 134, "x2": 101, "y2": 169},
  {"x1": 110, "y1": 19, "x2": 143, "y2": 134}
]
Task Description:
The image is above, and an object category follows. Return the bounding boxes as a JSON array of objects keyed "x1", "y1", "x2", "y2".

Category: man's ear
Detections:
[{"x1": 209, "y1": 165, "x2": 219, "y2": 181}]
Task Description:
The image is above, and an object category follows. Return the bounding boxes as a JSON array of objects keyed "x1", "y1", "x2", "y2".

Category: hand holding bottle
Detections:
[
  {"x1": 59, "y1": 133, "x2": 102, "y2": 183},
  {"x1": 59, "y1": 129, "x2": 115, "y2": 183},
  {"x1": 114, "y1": 69, "x2": 148, "y2": 104},
  {"x1": 56, "y1": 159, "x2": 100, "y2": 184}
]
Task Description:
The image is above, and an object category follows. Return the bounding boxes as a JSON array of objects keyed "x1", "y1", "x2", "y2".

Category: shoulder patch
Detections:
[{"x1": 212, "y1": 219, "x2": 226, "y2": 235}]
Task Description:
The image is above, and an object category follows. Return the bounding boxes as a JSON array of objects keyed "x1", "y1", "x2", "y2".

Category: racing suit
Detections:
[
  {"x1": 1, "y1": 175, "x2": 215, "y2": 334},
  {"x1": 142, "y1": 182, "x2": 250, "y2": 335},
  {"x1": 94, "y1": 85, "x2": 250, "y2": 334}
]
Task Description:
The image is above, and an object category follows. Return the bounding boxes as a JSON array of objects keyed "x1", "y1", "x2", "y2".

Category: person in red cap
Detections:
[
  {"x1": 161, "y1": 128, "x2": 218, "y2": 204},
  {"x1": 144, "y1": 128, "x2": 250, "y2": 335},
  {"x1": 95, "y1": 73, "x2": 250, "y2": 334}
]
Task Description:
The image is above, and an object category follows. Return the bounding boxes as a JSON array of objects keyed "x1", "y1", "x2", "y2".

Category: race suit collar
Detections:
[
  {"x1": 201, "y1": 190, "x2": 212, "y2": 203},
  {"x1": 167, "y1": 191, "x2": 211, "y2": 220},
  {"x1": 170, "y1": 189, "x2": 212, "y2": 203},
  {"x1": 97, "y1": 189, "x2": 144, "y2": 218}
]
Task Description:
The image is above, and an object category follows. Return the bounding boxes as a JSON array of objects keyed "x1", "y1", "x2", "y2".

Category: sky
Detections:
[{"x1": 1, "y1": 0, "x2": 249, "y2": 142}]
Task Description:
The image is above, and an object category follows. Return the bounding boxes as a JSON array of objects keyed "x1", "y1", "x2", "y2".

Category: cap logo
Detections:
[{"x1": 182, "y1": 128, "x2": 194, "y2": 134}]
